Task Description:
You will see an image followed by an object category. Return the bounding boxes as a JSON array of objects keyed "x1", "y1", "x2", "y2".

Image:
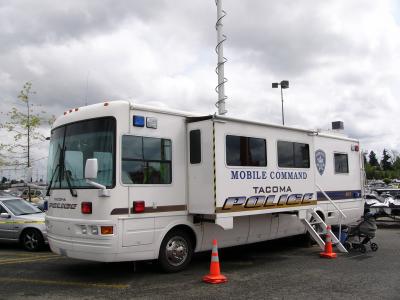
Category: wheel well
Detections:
[
  {"x1": 316, "y1": 210, "x2": 325, "y2": 221},
  {"x1": 167, "y1": 225, "x2": 197, "y2": 250}
]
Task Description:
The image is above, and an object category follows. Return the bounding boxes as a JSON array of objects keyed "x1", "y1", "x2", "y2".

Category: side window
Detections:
[
  {"x1": 190, "y1": 130, "x2": 201, "y2": 164},
  {"x1": 334, "y1": 153, "x2": 349, "y2": 173},
  {"x1": 122, "y1": 136, "x2": 172, "y2": 184},
  {"x1": 0, "y1": 204, "x2": 6, "y2": 214},
  {"x1": 278, "y1": 141, "x2": 310, "y2": 168},
  {"x1": 226, "y1": 135, "x2": 267, "y2": 166}
]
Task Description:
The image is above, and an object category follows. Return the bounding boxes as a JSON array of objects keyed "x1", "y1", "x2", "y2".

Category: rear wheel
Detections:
[
  {"x1": 158, "y1": 230, "x2": 193, "y2": 273},
  {"x1": 21, "y1": 229, "x2": 44, "y2": 251}
]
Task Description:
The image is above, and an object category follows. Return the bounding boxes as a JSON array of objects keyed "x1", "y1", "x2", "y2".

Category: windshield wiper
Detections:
[
  {"x1": 64, "y1": 168, "x2": 77, "y2": 197},
  {"x1": 46, "y1": 163, "x2": 60, "y2": 196},
  {"x1": 46, "y1": 143, "x2": 63, "y2": 197},
  {"x1": 46, "y1": 145, "x2": 77, "y2": 197}
]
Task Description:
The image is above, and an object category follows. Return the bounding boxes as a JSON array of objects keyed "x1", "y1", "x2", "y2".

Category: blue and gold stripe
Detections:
[{"x1": 317, "y1": 190, "x2": 362, "y2": 201}]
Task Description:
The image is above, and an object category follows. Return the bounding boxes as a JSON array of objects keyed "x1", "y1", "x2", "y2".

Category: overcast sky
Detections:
[{"x1": 1, "y1": 0, "x2": 400, "y2": 179}]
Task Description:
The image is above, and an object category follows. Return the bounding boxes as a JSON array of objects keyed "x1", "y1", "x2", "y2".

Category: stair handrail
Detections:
[
  {"x1": 315, "y1": 184, "x2": 347, "y2": 219},
  {"x1": 316, "y1": 184, "x2": 347, "y2": 244}
]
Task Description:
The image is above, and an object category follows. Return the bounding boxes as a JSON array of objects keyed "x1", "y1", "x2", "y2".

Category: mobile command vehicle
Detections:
[{"x1": 45, "y1": 100, "x2": 364, "y2": 271}]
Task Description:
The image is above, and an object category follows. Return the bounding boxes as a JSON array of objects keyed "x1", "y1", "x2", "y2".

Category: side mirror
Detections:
[
  {"x1": 85, "y1": 158, "x2": 98, "y2": 180},
  {"x1": 0, "y1": 212, "x2": 10, "y2": 219}
]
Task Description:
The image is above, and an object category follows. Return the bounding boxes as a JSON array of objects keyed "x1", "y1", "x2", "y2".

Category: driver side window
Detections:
[{"x1": 0, "y1": 204, "x2": 7, "y2": 214}]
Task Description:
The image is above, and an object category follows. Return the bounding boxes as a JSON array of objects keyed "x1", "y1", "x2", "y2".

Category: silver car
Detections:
[{"x1": 0, "y1": 196, "x2": 47, "y2": 251}]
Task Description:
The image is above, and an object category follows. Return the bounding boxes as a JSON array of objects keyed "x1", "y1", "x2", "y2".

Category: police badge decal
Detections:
[{"x1": 315, "y1": 149, "x2": 326, "y2": 175}]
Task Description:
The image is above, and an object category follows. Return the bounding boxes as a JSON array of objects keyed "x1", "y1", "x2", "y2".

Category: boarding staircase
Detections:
[{"x1": 300, "y1": 185, "x2": 348, "y2": 253}]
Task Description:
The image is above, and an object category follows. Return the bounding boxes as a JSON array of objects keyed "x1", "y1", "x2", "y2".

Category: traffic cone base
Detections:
[
  {"x1": 320, "y1": 252, "x2": 337, "y2": 258},
  {"x1": 202, "y1": 273, "x2": 228, "y2": 284}
]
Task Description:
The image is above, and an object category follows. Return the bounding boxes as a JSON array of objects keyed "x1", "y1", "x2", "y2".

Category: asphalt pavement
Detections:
[{"x1": 0, "y1": 221, "x2": 399, "y2": 300}]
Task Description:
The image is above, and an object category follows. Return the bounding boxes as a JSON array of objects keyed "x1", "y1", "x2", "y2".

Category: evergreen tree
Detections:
[
  {"x1": 393, "y1": 156, "x2": 400, "y2": 170},
  {"x1": 381, "y1": 149, "x2": 393, "y2": 171},
  {"x1": 368, "y1": 151, "x2": 379, "y2": 167}
]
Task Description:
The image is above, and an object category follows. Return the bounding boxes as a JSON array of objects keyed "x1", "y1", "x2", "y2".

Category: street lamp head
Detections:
[
  {"x1": 280, "y1": 80, "x2": 289, "y2": 89},
  {"x1": 272, "y1": 80, "x2": 289, "y2": 126}
]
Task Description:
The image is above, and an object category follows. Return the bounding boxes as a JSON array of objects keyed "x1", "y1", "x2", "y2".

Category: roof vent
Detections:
[{"x1": 332, "y1": 121, "x2": 344, "y2": 130}]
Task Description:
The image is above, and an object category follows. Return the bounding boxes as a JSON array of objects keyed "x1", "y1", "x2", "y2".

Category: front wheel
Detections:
[
  {"x1": 158, "y1": 230, "x2": 193, "y2": 273},
  {"x1": 343, "y1": 241, "x2": 352, "y2": 251},
  {"x1": 21, "y1": 229, "x2": 44, "y2": 251},
  {"x1": 370, "y1": 242, "x2": 378, "y2": 252}
]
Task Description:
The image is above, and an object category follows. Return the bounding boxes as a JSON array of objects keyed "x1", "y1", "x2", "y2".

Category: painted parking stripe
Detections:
[
  {"x1": 0, "y1": 277, "x2": 129, "y2": 289},
  {"x1": 0, "y1": 252, "x2": 40, "y2": 257},
  {"x1": 0, "y1": 255, "x2": 61, "y2": 265}
]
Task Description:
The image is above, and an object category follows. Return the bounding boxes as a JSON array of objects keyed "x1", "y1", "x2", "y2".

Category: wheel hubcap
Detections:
[
  {"x1": 165, "y1": 236, "x2": 188, "y2": 267},
  {"x1": 24, "y1": 232, "x2": 38, "y2": 250}
]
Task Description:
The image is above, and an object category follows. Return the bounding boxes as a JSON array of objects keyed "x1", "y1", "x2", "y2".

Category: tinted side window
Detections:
[
  {"x1": 190, "y1": 130, "x2": 201, "y2": 164},
  {"x1": 122, "y1": 136, "x2": 172, "y2": 184},
  {"x1": 334, "y1": 153, "x2": 349, "y2": 173},
  {"x1": 226, "y1": 135, "x2": 267, "y2": 166},
  {"x1": 278, "y1": 141, "x2": 310, "y2": 168},
  {"x1": 0, "y1": 204, "x2": 7, "y2": 214}
]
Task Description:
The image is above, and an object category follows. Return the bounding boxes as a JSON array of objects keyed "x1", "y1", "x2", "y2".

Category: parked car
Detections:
[
  {"x1": 0, "y1": 196, "x2": 47, "y2": 251},
  {"x1": 20, "y1": 188, "x2": 46, "y2": 203}
]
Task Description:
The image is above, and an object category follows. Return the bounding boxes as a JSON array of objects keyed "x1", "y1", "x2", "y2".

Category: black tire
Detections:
[
  {"x1": 370, "y1": 242, "x2": 378, "y2": 252},
  {"x1": 21, "y1": 229, "x2": 44, "y2": 251},
  {"x1": 359, "y1": 244, "x2": 367, "y2": 254},
  {"x1": 158, "y1": 230, "x2": 194, "y2": 273},
  {"x1": 343, "y1": 241, "x2": 352, "y2": 251}
]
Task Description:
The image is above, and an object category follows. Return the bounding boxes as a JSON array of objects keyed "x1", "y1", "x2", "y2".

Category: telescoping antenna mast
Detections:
[{"x1": 215, "y1": 0, "x2": 227, "y2": 115}]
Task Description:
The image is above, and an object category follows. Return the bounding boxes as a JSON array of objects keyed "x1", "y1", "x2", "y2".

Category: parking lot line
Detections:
[
  {"x1": 0, "y1": 254, "x2": 61, "y2": 265},
  {"x1": 0, "y1": 277, "x2": 129, "y2": 289},
  {"x1": 0, "y1": 252, "x2": 37, "y2": 257}
]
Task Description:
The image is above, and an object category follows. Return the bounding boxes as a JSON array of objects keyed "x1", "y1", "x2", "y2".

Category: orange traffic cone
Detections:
[
  {"x1": 202, "y1": 239, "x2": 228, "y2": 284},
  {"x1": 320, "y1": 225, "x2": 337, "y2": 259}
]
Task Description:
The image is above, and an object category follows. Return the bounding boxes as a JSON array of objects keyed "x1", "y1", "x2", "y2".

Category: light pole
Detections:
[{"x1": 272, "y1": 80, "x2": 289, "y2": 126}]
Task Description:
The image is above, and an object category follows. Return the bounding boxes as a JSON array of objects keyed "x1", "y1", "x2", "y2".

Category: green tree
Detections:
[
  {"x1": 0, "y1": 82, "x2": 54, "y2": 169},
  {"x1": 393, "y1": 156, "x2": 400, "y2": 170},
  {"x1": 383, "y1": 178, "x2": 391, "y2": 185},
  {"x1": 381, "y1": 149, "x2": 393, "y2": 171},
  {"x1": 368, "y1": 151, "x2": 379, "y2": 168}
]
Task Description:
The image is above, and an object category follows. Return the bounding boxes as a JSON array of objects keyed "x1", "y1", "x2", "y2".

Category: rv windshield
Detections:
[{"x1": 47, "y1": 117, "x2": 116, "y2": 189}]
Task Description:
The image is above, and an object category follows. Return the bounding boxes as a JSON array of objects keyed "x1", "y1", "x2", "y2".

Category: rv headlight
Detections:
[
  {"x1": 80, "y1": 225, "x2": 87, "y2": 234},
  {"x1": 90, "y1": 225, "x2": 99, "y2": 235}
]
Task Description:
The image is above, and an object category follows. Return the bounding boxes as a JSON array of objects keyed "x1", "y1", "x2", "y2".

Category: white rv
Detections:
[{"x1": 45, "y1": 100, "x2": 364, "y2": 271}]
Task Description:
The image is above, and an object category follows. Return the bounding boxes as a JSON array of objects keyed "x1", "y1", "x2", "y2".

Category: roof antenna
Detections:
[{"x1": 215, "y1": 0, "x2": 227, "y2": 115}]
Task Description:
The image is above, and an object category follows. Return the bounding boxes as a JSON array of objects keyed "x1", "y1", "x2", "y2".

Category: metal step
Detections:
[
  {"x1": 301, "y1": 208, "x2": 348, "y2": 253},
  {"x1": 301, "y1": 219, "x2": 326, "y2": 249}
]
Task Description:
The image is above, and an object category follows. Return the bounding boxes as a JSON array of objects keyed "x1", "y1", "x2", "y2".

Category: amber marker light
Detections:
[{"x1": 101, "y1": 226, "x2": 113, "y2": 235}]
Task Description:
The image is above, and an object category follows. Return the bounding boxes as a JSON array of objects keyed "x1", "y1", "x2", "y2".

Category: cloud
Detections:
[{"x1": 1, "y1": 0, "x2": 400, "y2": 178}]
